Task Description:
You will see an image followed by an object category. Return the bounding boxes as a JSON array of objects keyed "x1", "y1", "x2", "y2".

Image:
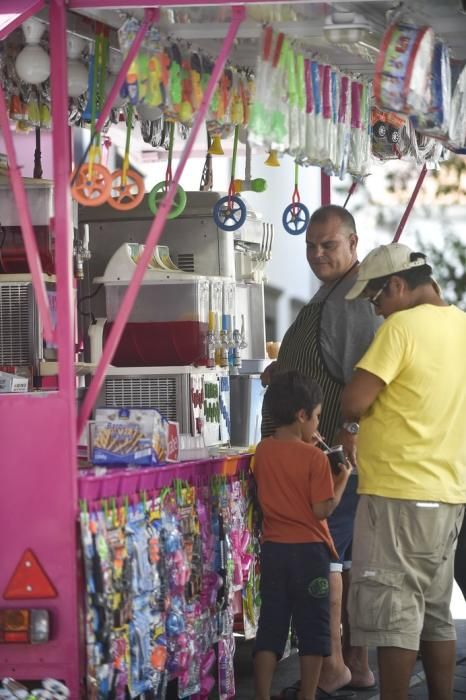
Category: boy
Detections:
[{"x1": 253, "y1": 370, "x2": 352, "y2": 700}]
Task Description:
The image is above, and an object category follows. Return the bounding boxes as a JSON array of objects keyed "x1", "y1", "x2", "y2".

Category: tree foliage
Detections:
[{"x1": 416, "y1": 231, "x2": 466, "y2": 310}]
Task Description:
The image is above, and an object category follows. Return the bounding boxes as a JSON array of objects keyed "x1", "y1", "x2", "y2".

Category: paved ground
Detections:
[{"x1": 234, "y1": 585, "x2": 466, "y2": 700}]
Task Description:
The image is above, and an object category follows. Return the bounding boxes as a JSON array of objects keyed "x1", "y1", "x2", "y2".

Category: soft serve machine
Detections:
[{"x1": 79, "y1": 191, "x2": 273, "y2": 448}]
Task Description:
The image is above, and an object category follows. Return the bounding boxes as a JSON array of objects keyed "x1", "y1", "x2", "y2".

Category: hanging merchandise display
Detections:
[
  {"x1": 107, "y1": 105, "x2": 145, "y2": 211},
  {"x1": 148, "y1": 121, "x2": 187, "y2": 217},
  {"x1": 71, "y1": 27, "x2": 112, "y2": 207},
  {"x1": 248, "y1": 27, "x2": 372, "y2": 179},
  {"x1": 448, "y1": 63, "x2": 466, "y2": 152},
  {"x1": 410, "y1": 41, "x2": 451, "y2": 138},
  {"x1": 213, "y1": 125, "x2": 247, "y2": 231},
  {"x1": 282, "y1": 161, "x2": 309, "y2": 236},
  {"x1": 374, "y1": 20, "x2": 435, "y2": 116},
  {"x1": 78, "y1": 463, "x2": 258, "y2": 700}
]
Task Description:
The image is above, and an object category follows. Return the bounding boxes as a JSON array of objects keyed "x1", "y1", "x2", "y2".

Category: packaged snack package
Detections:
[{"x1": 93, "y1": 407, "x2": 168, "y2": 466}]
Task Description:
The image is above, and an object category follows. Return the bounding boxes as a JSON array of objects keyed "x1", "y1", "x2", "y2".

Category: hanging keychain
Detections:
[
  {"x1": 148, "y1": 121, "x2": 187, "y2": 218},
  {"x1": 282, "y1": 161, "x2": 309, "y2": 235},
  {"x1": 71, "y1": 28, "x2": 112, "y2": 207},
  {"x1": 213, "y1": 125, "x2": 247, "y2": 232},
  {"x1": 107, "y1": 105, "x2": 145, "y2": 210}
]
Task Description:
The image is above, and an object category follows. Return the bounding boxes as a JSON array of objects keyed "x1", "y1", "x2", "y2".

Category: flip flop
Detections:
[
  {"x1": 316, "y1": 688, "x2": 356, "y2": 699},
  {"x1": 341, "y1": 683, "x2": 378, "y2": 692}
]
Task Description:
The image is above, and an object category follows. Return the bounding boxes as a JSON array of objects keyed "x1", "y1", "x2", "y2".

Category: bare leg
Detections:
[
  {"x1": 318, "y1": 571, "x2": 351, "y2": 693},
  {"x1": 341, "y1": 569, "x2": 375, "y2": 688},
  {"x1": 377, "y1": 647, "x2": 417, "y2": 700},
  {"x1": 420, "y1": 639, "x2": 456, "y2": 700},
  {"x1": 299, "y1": 655, "x2": 323, "y2": 700},
  {"x1": 254, "y1": 650, "x2": 277, "y2": 700}
]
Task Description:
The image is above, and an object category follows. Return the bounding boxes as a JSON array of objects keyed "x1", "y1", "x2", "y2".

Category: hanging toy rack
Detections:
[
  {"x1": 212, "y1": 124, "x2": 247, "y2": 231},
  {"x1": 282, "y1": 161, "x2": 310, "y2": 235}
]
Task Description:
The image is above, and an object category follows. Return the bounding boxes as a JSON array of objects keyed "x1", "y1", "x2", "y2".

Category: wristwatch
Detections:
[{"x1": 342, "y1": 421, "x2": 359, "y2": 435}]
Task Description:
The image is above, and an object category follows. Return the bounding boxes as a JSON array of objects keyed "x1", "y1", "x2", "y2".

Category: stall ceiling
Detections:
[{"x1": 63, "y1": 0, "x2": 466, "y2": 80}]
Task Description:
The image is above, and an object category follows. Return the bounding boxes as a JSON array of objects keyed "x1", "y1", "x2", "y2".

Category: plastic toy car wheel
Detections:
[
  {"x1": 282, "y1": 202, "x2": 310, "y2": 235},
  {"x1": 148, "y1": 182, "x2": 187, "y2": 219},
  {"x1": 373, "y1": 121, "x2": 388, "y2": 139},
  {"x1": 213, "y1": 195, "x2": 247, "y2": 232},
  {"x1": 388, "y1": 127, "x2": 400, "y2": 143}
]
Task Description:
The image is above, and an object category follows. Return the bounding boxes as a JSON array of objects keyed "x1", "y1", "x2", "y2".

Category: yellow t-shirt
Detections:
[{"x1": 356, "y1": 304, "x2": 466, "y2": 504}]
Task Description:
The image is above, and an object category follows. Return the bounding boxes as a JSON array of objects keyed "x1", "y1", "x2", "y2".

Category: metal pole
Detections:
[
  {"x1": 78, "y1": 5, "x2": 246, "y2": 436},
  {"x1": 343, "y1": 180, "x2": 357, "y2": 209},
  {"x1": 392, "y1": 165, "x2": 428, "y2": 242},
  {"x1": 321, "y1": 171, "x2": 331, "y2": 205},
  {"x1": 0, "y1": 80, "x2": 54, "y2": 342},
  {"x1": 50, "y1": 0, "x2": 77, "y2": 399}
]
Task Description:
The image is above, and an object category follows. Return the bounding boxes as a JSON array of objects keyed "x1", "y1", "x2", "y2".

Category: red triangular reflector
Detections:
[{"x1": 3, "y1": 549, "x2": 57, "y2": 600}]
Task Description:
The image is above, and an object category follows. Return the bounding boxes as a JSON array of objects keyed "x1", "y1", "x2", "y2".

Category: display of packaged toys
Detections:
[
  {"x1": 93, "y1": 407, "x2": 168, "y2": 466},
  {"x1": 374, "y1": 20, "x2": 435, "y2": 116},
  {"x1": 410, "y1": 41, "x2": 451, "y2": 138}
]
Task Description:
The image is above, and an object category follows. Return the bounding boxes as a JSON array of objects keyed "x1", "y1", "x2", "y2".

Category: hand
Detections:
[
  {"x1": 333, "y1": 458, "x2": 353, "y2": 485},
  {"x1": 260, "y1": 361, "x2": 277, "y2": 388},
  {"x1": 335, "y1": 428, "x2": 357, "y2": 468}
]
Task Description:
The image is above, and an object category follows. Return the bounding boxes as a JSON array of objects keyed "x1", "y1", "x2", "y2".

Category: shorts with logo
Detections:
[
  {"x1": 349, "y1": 495, "x2": 465, "y2": 650},
  {"x1": 254, "y1": 541, "x2": 331, "y2": 658}
]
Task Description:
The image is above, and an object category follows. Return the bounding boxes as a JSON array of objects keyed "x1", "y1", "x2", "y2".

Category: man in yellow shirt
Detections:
[{"x1": 341, "y1": 243, "x2": 466, "y2": 700}]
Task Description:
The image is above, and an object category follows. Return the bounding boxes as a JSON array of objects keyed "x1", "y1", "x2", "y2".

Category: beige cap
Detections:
[{"x1": 346, "y1": 243, "x2": 428, "y2": 300}]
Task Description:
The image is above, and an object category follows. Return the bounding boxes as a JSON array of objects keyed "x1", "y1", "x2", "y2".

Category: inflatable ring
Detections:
[
  {"x1": 147, "y1": 181, "x2": 187, "y2": 219},
  {"x1": 282, "y1": 202, "x2": 310, "y2": 235},
  {"x1": 213, "y1": 195, "x2": 247, "y2": 232}
]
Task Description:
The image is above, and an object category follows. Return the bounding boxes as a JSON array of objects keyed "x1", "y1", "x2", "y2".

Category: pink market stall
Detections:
[{"x1": 0, "y1": 0, "x2": 465, "y2": 698}]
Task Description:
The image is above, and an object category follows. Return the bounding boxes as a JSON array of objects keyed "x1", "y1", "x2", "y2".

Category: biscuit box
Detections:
[{"x1": 92, "y1": 407, "x2": 168, "y2": 466}]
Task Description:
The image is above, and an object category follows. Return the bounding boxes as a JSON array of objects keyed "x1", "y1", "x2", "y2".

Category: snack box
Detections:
[
  {"x1": 0, "y1": 370, "x2": 29, "y2": 393},
  {"x1": 93, "y1": 407, "x2": 168, "y2": 466}
]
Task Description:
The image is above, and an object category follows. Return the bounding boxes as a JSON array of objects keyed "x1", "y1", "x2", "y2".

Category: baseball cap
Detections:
[{"x1": 345, "y1": 243, "x2": 429, "y2": 300}]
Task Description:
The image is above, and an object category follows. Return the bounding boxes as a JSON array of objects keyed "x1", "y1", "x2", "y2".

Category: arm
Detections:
[
  {"x1": 341, "y1": 368, "x2": 386, "y2": 422},
  {"x1": 312, "y1": 461, "x2": 353, "y2": 520}
]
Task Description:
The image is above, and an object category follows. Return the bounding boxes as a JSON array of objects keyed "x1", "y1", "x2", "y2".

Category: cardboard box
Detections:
[
  {"x1": 0, "y1": 371, "x2": 29, "y2": 393},
  {"x1": 92, "y1": 407, "x2": 168, "y2": 466}
]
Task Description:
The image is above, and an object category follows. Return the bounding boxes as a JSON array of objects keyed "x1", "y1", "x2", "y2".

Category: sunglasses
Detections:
[{"x1": 367, "y1": 279, "x2": 389, "y2": 306}]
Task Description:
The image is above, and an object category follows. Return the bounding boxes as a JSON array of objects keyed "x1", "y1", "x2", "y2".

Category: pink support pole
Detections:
[
  {"x1": 50, "y1": 0, "x2": 78, "y2": 400},
  {"x1": 321, "y1": 171, "x2": 331, "y2": 205},
  {"x1": 78, "y1": 5, "x2": 246, "y2": 437},
  {"x1": 0, "y1": 80, "x2": 55, "y2": 343},
  {"x1": 94, "y1": 7, "x2": 158, "y2": 135},
  {"x1": 343, "y1": 180, "x2": 357, "y2": 209},
  {"x1": 392, "y1": 165, "x2": 428, "y2": 242},
  {"x1": 0, "y1": 0, "x2": 44, "y2": 41}
]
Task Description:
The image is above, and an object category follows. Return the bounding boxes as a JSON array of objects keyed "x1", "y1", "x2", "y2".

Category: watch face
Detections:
[{"x1": 345, "y1": 422, "x2": 359, "y2": 434}]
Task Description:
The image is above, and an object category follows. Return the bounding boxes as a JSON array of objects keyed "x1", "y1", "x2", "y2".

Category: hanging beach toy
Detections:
[
  {"x1": 233, "y1": 140, "x2": 266, "y2": 194},
  {"x1": 108, "y1": 105, "x2": 145, "y2": 210},
  {"x1": 282, "y1": 161, "x2": 309, "y2": 235},
  {"x1": 71, "y1": 30, "x2": 112, "y2": 206},
  {"x1": 148, "y1": 121, "x2": 187, "y2": 218},
  {"x1": 213, "y1": 125, "x2": 247, "y2": 232},
  {"x1": 264, "y1": 150, "x2": 280, "y2": 166}
]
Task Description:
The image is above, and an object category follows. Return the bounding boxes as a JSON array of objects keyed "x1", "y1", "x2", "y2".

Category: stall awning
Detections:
[{"x1": 0, "y1": 0, "x2": 44, "y2": 41}]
